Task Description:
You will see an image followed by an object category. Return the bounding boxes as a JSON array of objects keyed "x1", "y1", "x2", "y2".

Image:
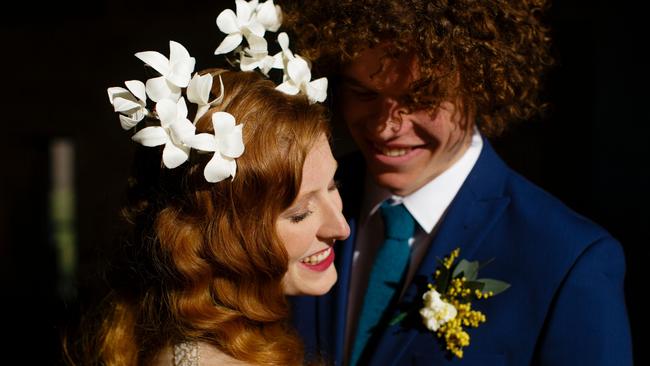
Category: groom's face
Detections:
[{"x1": 339, "y1": 45, "x2": 472, "y2": 196}]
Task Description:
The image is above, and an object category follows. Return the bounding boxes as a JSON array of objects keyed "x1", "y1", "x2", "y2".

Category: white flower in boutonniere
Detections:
[{"x1": 419, "y1": 288, "x2": 457, "y2": 331}]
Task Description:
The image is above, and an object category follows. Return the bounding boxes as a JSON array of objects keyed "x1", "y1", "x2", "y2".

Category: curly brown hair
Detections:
[
  {"x1": 65, "y1": 70, "x2": 329, "y2": 366},
  {"x1": 283, "y1": 0, "x2": 553, "y2": 136}
]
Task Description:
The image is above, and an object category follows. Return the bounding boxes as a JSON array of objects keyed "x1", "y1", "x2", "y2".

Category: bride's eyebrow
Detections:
[
  {"x1": 286, "y1": 160, "x2": 337, "y2": 213},
  {"x1": 284, "y1": 192, "x2": 317, "y2": 215}
]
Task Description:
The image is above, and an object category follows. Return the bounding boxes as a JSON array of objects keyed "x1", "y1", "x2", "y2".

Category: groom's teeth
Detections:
[
  {"x1": 301, "y1": 248, "x2": 331, "y2": 265},
  {"x1": 381, "y1": 147, "x2": 410, "y2": 157}
]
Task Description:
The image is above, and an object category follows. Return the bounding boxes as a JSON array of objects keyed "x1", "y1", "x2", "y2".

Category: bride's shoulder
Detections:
[{"x1": 152, "y1": 341, "x2": 253, "y2": 366}]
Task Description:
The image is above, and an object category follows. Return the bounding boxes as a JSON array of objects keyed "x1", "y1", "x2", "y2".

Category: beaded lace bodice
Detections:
[{"x1": 173, "y1": 342, "x2": 199, "y2": 366}]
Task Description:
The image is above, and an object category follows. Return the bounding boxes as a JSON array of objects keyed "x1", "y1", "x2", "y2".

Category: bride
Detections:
[
  {"x1": 69, "y1": 67, "x2": 348, "y2": 366},
  {"x1": 65, "y1": 1, "x2": 349, "y2": 365}
]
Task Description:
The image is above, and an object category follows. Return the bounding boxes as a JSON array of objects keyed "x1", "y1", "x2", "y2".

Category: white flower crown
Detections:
[{"x1": 107, "y1": 0, "x2": 327, "y2": 183}]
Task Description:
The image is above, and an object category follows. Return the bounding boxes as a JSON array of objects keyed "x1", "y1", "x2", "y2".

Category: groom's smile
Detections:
[{"x1": 340, "y1": 44, "x2": 473, "y2": 196}]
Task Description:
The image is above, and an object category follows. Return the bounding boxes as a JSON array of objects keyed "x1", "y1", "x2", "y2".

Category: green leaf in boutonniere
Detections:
[
  {"x1": 452, "y1": 259, "x2": 479, "y2": 281},
  {"x1": 475, "y1": 278, "x2": 511, "y2": 296},
  {"x1": 389, "y1": 311, "x2": 409, "y2": 326}
]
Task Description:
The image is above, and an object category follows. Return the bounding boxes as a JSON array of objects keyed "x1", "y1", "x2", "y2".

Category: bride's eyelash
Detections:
[
  {"x1": 290, "y1": 210, "x2": 313, "y2": 223},
  {"x1": 289, "y1": 180, "x2": 338, "y2": 223}
]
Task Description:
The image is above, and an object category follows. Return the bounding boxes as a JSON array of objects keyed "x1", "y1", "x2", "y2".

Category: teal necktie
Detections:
[{"x1": 350, "y1": 201, "x2": 415, "y2": 366}]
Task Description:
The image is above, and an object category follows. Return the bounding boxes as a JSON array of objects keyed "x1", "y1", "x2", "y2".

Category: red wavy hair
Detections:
[{"x1": 66, "y1": 69, "x2": 329, "y2": 365}]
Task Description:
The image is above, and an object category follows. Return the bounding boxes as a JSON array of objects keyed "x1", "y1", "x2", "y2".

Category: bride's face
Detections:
[{"x1": 277, "y1": 134, "x2": 350, "y2": 296}]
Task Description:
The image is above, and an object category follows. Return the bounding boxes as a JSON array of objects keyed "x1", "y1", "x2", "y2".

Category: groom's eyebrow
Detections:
[{"x1": 341, "y1": 76, "x2": 372, "y2": 90}]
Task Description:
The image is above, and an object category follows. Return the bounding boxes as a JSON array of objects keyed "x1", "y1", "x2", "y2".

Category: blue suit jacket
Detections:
[{"x1": 291, "y1": 139, "x2": 633, "y2": 365}]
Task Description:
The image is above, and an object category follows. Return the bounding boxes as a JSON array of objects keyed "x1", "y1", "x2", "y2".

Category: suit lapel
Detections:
[{"x1": 366, "y1": 140, "x2": 512, "y2": 365}]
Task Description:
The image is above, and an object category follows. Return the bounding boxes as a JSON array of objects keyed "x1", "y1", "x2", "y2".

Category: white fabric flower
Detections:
[
  {"x1": 185, "y1": 111, "x2": 244, "y2": 182},
  {"x1": 187, "y1": 73, "x2": 225, "y2": 123},
  {"x1": 132, "y1": 97, "x2": 196, "y2": 169},
  {"x1": 419, "y1": 289, "x2": 458, "y2": 331},
  {"x1": 107, "y1": 80, "x2": 149, "y2": 130},
  {"x1": 273, "y1": 33, "x2": 327, "y2": 103},
  {"x1": 272, "y1": 32, "x2": 294, "y2": 69},
  {"x1": 239, "y1": 33, "x2": 276, "y2": 75},
  {"x1": 255, "y1": 0, "x2": 282, "y2": 32},
  {"x1": 215, "y1": 0, "x2": 266, "y2": 55},
  {"x1": 135, "y1": 41, "x2": 196, "y2": 102},
  {"x1": 276, "y1": 55, "x2": 328, "y2": 103}
]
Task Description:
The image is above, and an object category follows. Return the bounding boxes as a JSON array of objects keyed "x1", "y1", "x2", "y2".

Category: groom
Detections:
[{"x1": 287, "y1": 0, "x2": 633, "y2": 365}]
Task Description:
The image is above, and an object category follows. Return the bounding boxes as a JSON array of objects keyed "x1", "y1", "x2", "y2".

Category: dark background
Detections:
[{"x1": 0, "y1": 0, "x2": 647, "y2": 364}]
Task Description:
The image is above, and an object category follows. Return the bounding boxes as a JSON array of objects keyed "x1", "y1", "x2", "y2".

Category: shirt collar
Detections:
[{"x1": 361, "y1": 129, "x2": 483, "y2": 233}]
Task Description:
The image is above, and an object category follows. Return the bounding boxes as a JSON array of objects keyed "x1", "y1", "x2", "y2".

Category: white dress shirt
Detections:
[{"x1": 343, "y1": 130, "x2": 483, "y2": 360}]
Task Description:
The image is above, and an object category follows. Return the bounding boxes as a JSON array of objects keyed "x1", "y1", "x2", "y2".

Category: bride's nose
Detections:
[{"x1": 319, "y1": 197, "x2": 350, "y2": 241}]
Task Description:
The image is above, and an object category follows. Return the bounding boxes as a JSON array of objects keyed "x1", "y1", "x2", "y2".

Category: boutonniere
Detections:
[{"x1": 391, "y1": 248, "x2": 510, "y2": 359}]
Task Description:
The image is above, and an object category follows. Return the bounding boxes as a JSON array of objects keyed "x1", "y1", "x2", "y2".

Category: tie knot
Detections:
[{"x1": 380, "y1": 201, "x2": 415, "y2": 241}]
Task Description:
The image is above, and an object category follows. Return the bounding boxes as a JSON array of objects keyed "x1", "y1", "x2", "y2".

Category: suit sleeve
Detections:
[{"x1": 535, "y1": 236, "x2": 633, "y2": 365}]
